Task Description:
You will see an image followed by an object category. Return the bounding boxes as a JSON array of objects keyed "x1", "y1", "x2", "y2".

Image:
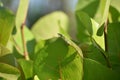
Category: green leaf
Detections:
[
  {"x1": 76, "y1": 11, "x2": 104, "y2": 49},
  {"x1": 76, "y1": 0, "x2": 99, "y2": 18},
  {"x1": 96, "y1": 0, "x2": 111, "y2": 36},
  {"x1": 58, "y1": 34, "x2": 83, "y2": 58},
  {"x1": 76, "y1": 0, "x2": 110, "y2": 25},
  {"x1": 0, "y1": 62, "x2": 20, "y2": 80},
  {"x1": 34, "y1": 40, "x2": 45, "y2": 54},
  {"x1": 18, "y1": 59, "x2": 33, "y2": 79},
  {"x1": 76, "y1": 12, "x2": 106, "y2": 65},
  {"x1": 0, "y1": 7, "x2": 15, "y2": 46},
  {"x1": 31, "y1": 11, "x2": 69, "y2": 41},
  {"x1": 13, "y1": 26, "x2": 36, "y2": 59},
  {"x1": 76, "y1": 12, "x2": 91, "y2": 45},
  {"x1": 0, "y1": 54, "x2": 17, "y2": 67},
  {"x1": 83, "y1": 58, "x2": 120, "y2": 80},
  {"x1": 76, "y1": 0, "x2": 111, "y2": 36},
  {"x1": 34, "y1": 37, "x2": 83, "y2": 80},
  {"x1": 76, "y1": 11, "x2": 93, "y2": 36},
  {"x1": 107, "y1": 23, "x2": 120, "y2": 73},
  {"x1": 91, "y1": 19, "x2": 104, "y2": 49},
  {"x1": 0, "y1": 44, "x2": 17, "y2": 67},
  {"x1": 16, "y1": 0, "x2": 29, "y2": 28},
  {"x1": 111, "y1": 0, "x2": 120, "y2": 13},
  {"x1": 96, "y1": 24, "x2": 104, "y2": 36},
  {"x1": 0, "y1": 44, "x2": 10, "y2": 57},
  {"x1": 94, "y1": 0, "x2": 111, "y2": 25},
  {"x1": 58, "y1": 21, "x2": 70, "y2": 38},
  {"x1": 90, "y1": 37, "x2": 110, "y2": 66},
  {"x1": 109, "y1": 6, "x2": 120, "y2": 23},
  {"x1": 14, "y1": 0, "x2": 31, "y2": 58}
]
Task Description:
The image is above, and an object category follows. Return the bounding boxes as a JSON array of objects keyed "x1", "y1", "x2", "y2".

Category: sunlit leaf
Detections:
[
  {"x1": 31, "y1": 11, "x2": 69, "y2": 41},
  {"x1": 109, "y1": 6, "x2": 120, "y2": 23},
  {"x1": 34, "y1": 37, "x2": 83, "y2": 80},
  {"x1": 76, "y1": 0, "x2": 99, "y2": 18},
  {"x1": 94, "y1": 0, "x2": 111, "y2": 25},
  {"x1": 14, "y1": 0, "x2": 31, "y2": 58},
  {"x1": 0, "y1": 62, "x2": 20, "y2": 80},
  {"x1": 76, "y1": 0, "x2": 111, "y2": 36},
  {"x1": 0, "y1": 7, "x2": 15, "y2": 46},
  {"x1": 96, "y1": 24, "x2": 104, "y2": 36},
  {"x1": 76, "y1": 11, "x2": 106, "y2": 65},
  {"x1": 34, "y1": 40, "x2": 45, "y2": 54},
  {"x1": 91, "y1": 19, "x2": 104, "y2": 49},
  {"x1": 111, "y1": 0, "x2": 120, "y2": 13},
  {"x1": 76, "y1": 0, "x2": 110, "y2": 25},
  {"x1": 16, "y1": 0, "x2": 29, "y2": 28},
  {"x1": 76, "y1": 11, "x2": 104, "y2": 49},
  {"x1": 96, "y1": 0, "x2": 111, "y2": 36}
]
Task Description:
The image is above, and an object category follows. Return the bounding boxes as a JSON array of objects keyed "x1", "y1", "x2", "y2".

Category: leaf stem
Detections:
[{"x1": 21, "y1": 23, "x2": 29, "y2": 60}]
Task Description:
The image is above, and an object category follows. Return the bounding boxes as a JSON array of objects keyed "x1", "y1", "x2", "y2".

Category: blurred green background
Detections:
[
  {"x1": 1, "y1": 0, "x2": 78, "y2": 38},
  {"x1": 1, "y1": 0, "x2": 77, "y2": 26}
]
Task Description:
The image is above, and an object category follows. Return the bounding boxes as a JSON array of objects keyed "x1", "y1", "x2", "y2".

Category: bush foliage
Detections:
[{"x1": 0, "y1": 0, "x2": 120, "y2": 80}]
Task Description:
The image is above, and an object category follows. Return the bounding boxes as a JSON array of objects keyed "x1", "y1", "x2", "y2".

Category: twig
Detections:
[
  {"x1": 104, "y1": 19, "x2": 108, "y2": 52},
  {"x1": 19, "y1": 0, "x2": 30, "y2": 60},
  {"x1": 21, "y1": 22, "x2": 29, "y2": 60},
  {"x1": 103, "y1": 19, "x2": 112, "y2": 68}
]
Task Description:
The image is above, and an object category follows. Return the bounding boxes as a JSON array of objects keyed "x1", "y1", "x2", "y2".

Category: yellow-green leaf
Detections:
[
  {"x1": 0, "y1": 44, "x2": 10, "y2": 57},
  {"x1": 16, "y1": 0, "x2": 29, "y2": 28},
  {"x1": 0, "y1": 62, "x2": 20, "y2": 80},
  {"x1": 0, "y1": 7, "x2": 15, "y2": 46},
  {"x1": 31, "y1": 11, "x2": 69, "y2": 41}
]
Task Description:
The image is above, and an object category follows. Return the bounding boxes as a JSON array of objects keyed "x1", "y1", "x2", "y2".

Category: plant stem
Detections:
[
  {"x1": 19, "y1": 0, "x2": 30, "y2": 60},
  {"x1": 104, "y1": 19, "x2": 108, "y2": 52},
  {"x1": 21, "y1": 23, "x2": 29, "y2": 60},
  {"x1": 91, "y1": 37, "x2": 112, "y2": 68},
  {"x1": 104, "y1": 19, "x2": 112, "y2": 68}
]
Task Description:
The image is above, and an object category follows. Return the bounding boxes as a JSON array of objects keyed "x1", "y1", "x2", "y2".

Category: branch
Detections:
[
  {"x1": 21, "y1": 22, "x2": 29, "y2": 60},
  {"x1": 104, "y1": 19, "x2": 108, "y2": 52}
]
